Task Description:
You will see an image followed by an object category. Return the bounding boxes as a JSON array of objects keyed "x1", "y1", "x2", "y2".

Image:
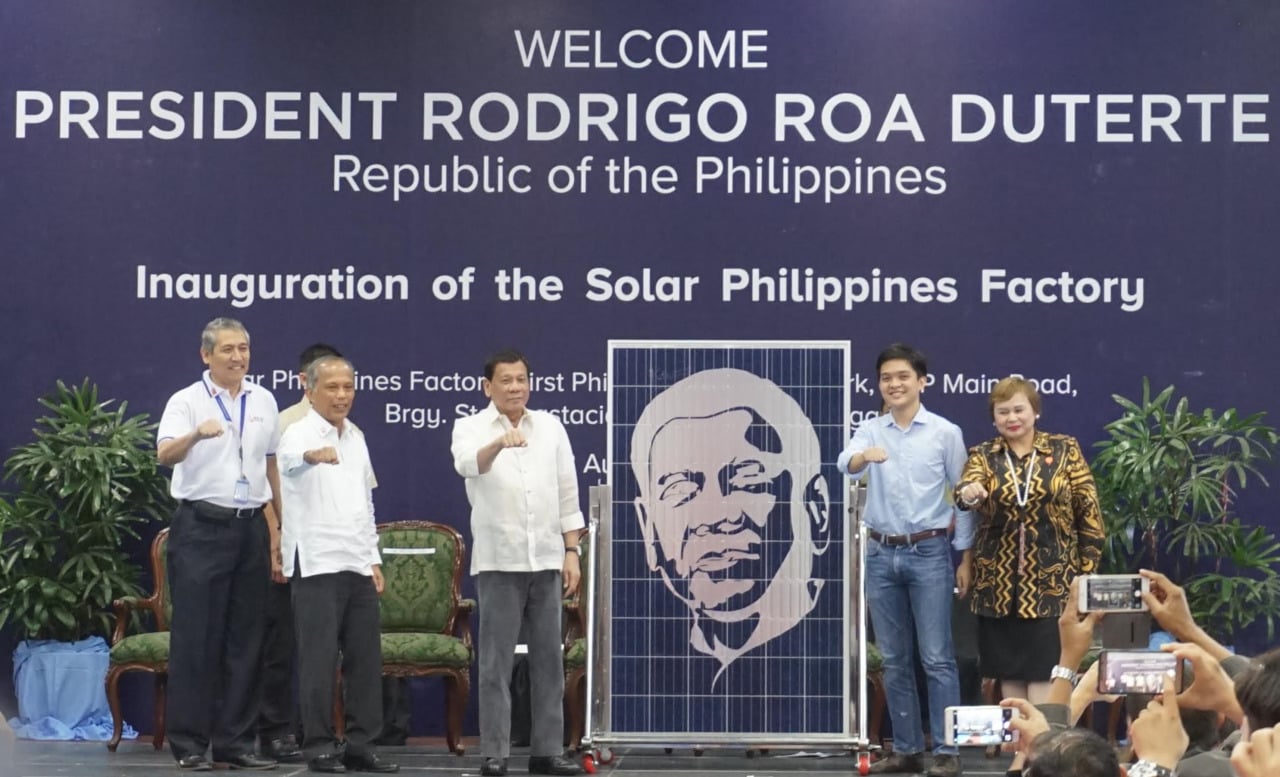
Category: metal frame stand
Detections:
[{"x1": 576, "y1": 482, "x2": 881, "y2": 774}]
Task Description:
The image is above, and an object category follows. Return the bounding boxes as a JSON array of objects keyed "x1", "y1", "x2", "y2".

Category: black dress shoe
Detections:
[
  {"x1": 528, "y1": 754, "x2": 584, "y2": 776},
  {"x1": 480, "y1": 757, "x2": 508, "y2": 776},
  {"x1": 177, "y1": 754, "x2": 213, "y2": 771},
  {"x1": 224, "y1": 753, "x2": 279, "y2": 770},
  {"x1": 261, "y1": 737, "x2": 303, "y2": 762},
  {"x1": 308, "y1": 754, "x2": 347, "y2": 773},
  {"x1": 343, "y1": 753, "x2": 400, "y2": 773}
]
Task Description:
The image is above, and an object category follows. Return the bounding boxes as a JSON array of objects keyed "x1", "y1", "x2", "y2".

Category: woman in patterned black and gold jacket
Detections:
[{"x1": 954, "y1": 376, "x2": 1105, "y2": 706}]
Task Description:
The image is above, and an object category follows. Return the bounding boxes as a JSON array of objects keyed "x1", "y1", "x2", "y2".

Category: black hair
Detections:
[
  {"x1": 875, "y1": 343, "x2": 927, "y2": 378},
  {"x1": 484, "y1": 349, "x2": 530, "y2": 380},
  {"x1": 1233, "y1": 647, "x2": 1280, "y2": 732},
  {"x1": 1024, "y1": 728, "x2": 1119, "y2": 777},
  {"x1": 298, "y1": 343, "x2": 342, "y2": 373}
]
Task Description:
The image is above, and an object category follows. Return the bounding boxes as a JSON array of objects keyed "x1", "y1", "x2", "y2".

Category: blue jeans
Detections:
[{"x1": 865, "y1": 534, "x2": 960, "y2": 755}]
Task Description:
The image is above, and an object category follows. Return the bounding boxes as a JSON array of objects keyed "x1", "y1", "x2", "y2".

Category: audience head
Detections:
[
  {"x1": 1234, "y1": 647, "x2": 1280, "y2": 736},
  {"x1": 1024, "y1": 727, "x2": 1120, "y2": 777}
]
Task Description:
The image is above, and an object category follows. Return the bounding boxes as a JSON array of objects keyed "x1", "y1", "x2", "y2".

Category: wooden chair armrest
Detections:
[
  {"x1": 563, "y1": 604, "x2": 586, "y2": 648},
  {"x1": 109, "y1": 594, "x2": 158, "y2": 645},
  {"x1": 455, "y1": 598, "x2": 475, "y2": 651}
]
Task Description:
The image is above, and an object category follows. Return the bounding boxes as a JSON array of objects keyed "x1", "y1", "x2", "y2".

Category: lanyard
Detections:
[
  {"x1": 1005, "y1": 447, "x2": 1037, "y2": 576},
  {"x1": 1004, "y1": 448, "x2": 1037, "y2": 507},
  {"x1": 209, "y1": 385, "x2": 248, "y2": 469}
]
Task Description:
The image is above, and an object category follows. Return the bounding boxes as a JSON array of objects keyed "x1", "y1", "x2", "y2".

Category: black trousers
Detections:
[
  {"x1": 258, "y1": 580, "x2": 298, "y2": 743},
  {"x1": 165, "y1": 504, "x2": 269, "y2": 761},
  {"x1": 292, "y1": 571, "x2": 383, "y2": 759}
]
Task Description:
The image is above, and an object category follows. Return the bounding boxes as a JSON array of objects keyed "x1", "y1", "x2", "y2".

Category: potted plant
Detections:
[
  {"x1": 0, "y1": 379, "x2": 171, "y2": 736},
  {"x1": 1091, "y1": 379, "x2": 1280, "y2": 645}
]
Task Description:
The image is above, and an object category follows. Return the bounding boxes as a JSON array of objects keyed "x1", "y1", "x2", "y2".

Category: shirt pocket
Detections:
[{"x1": 318, "y1": 462, "x2": 369, "y2": 524}]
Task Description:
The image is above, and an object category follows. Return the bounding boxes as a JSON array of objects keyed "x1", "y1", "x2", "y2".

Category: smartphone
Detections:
[
  {"x1": 943, "y1": 705, "x2": 1020, "y2": 746},
  {"x1": 1096, "y1": 650, "x2": 1184, "y2": 695},
  {"x1": 1078, "y1": 574, "x2": 1149, "y2": 613}
]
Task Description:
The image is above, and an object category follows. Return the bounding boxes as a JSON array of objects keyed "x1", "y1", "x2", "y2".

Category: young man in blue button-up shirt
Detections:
[{"x1": 838, "y1": 343, "x2": 973, "y2": 777}]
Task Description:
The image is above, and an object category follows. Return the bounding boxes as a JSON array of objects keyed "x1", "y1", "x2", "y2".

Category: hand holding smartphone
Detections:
[
  {"x1": 1078, "y1": 574, "x2": 1150, "y2": 613},
  {"x1": 1096, "y1": 650, "x2": 1184, "y2": 695},
  {"x1": 943, "y1": 705, "x2": 1020, "y2": 746}
]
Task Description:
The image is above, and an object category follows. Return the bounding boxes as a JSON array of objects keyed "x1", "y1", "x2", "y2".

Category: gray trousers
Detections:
[{"x1": 477, "y1": 571, "x2": 564, "y2": 759}]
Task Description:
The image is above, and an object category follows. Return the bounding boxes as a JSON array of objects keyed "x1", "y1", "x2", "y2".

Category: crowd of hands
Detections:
[{"x1": 997, "y1": 571, "x2": 1278, "y2": 777}]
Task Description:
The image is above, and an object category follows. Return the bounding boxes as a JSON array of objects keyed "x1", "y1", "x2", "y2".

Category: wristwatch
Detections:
[
  {"x1": 1128, "y1": 760, "x2": 1173, "y2": 777},
  {"x1": 565, "y1": 546, "x2": 581, "y2": 555},
  {"x1": 1049, "y1": 665, "x2": 1078, "y2": 686}
]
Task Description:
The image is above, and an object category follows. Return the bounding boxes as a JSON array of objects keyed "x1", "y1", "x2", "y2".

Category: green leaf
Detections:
[
  {"x1": 1092, "y1": 379, "x2": 1280, "y2": 641},
  {"x1": 0, "y1": 379, "x2": 167, "y2": 641}
]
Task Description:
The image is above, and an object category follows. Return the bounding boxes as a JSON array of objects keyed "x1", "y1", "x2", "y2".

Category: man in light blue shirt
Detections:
[{"x1": 837, "y1": 343, "x2": 973, "y2": 777}]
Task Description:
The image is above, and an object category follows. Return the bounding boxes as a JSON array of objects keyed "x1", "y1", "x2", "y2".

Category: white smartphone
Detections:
[
  {"x1": 1097, "y1": 650, "x2": 1184, "y2": 695},
  {"x1": 1078, "y1": 574, "x2": 1149, "y2": 613},
  {"x1": 943, "y1": 705, "x2": 1020, "y2": 746}
]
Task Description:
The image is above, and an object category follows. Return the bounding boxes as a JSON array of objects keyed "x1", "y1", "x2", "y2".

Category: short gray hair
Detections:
[
  {"x1": 200, "y1": 317, "x2": 250, "y2": 353},
  {"x1": 305, "y1": 355, "x2": 356, "y2": 388}
]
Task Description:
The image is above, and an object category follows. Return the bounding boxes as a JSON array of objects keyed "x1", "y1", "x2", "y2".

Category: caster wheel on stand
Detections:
[
  {"x1": 597, "y1": 748, "x2": 615, "y2": 765},
  {"x1": 581, "y1": 754, "x2": 596, "y2": 774},
  {"x1": 856, "y1": 751, "x2": 871, "y2": 776}
]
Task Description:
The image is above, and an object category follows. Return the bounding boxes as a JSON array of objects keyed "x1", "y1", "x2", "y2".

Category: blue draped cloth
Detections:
[{"x1": 8, "y1": 637, "x2": 137, "y2": 741}]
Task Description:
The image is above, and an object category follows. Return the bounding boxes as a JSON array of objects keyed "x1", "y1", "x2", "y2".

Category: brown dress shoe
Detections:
[
  {"x1": 926, "y1": 753, "x2": 962, "y2": 777},
  {"x1": 868, "y1": 751, "x2": 926, "y2": 774}
]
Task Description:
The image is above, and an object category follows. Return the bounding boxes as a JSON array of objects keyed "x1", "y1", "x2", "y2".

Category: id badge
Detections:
[{"x1": 233, "y1": 476, "x2": 250, "y2": 504}]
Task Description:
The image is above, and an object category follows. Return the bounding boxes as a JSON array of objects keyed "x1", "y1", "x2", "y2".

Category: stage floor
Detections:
[{"x1": 7, "y1": 739, "x2": 1016, "y2": 777}]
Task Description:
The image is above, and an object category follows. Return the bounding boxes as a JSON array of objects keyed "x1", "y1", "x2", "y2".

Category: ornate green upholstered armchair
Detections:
[
  {"x1": 105, "y1": 528, "x2": 171, "y2": 752},
  {"x1": 376, "y1": 521, "x2": 474, "y2": 755},
  {"x1": 562, "y1": 529, "x2": 589, "y2": 749}
]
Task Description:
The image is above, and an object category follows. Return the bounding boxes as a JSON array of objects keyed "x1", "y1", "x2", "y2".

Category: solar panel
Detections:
[{"x1": 598, "y1": 340, "x2": 853, "y2": 744}]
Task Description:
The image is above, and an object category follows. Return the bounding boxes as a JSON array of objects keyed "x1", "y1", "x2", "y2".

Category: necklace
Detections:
[{"x1": 1004, "y1": 447, "x2": 1037, "y2": 507}]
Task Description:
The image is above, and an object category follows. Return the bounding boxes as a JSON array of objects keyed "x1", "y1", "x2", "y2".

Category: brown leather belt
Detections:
[{"x1": 867, "y1": 528, "x2": 948, "y2": 547}]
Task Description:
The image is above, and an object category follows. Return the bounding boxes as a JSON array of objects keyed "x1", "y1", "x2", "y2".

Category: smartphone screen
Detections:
[
  {"x1": 1083, "y1": 575, "x2": 1147, "y2": 612},
  {"x1": 945, "y1": 705, "x2": 1017, "y2": 746},
  {"x1": 1097, "y1": 650, "x2": 1182, "y2": 695}
]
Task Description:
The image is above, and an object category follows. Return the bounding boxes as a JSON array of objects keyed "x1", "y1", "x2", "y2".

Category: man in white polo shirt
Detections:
[
  {"x1": 157, "y1": 317, "x2": 281, "y2": 772},
  {"x1": 278, "y1": 355, "x2": 397, "y2": 774}
]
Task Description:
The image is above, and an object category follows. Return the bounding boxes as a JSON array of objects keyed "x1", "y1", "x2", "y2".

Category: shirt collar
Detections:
[
  {"x1": 991, "y1": 430, "x2": 1052, "y2": 455},
  {"x1": 202, "y1": 369, "x2": 252, "y2": 399},
  {"x1": 879, "y1": 404, "x2": 931, "y2": 428},
  {"x1": 305, "y1": 406, "x2": 349, "y2": 439},
  {"x1": 482, "y1": 401, "x2": 532, "y2": 430}
]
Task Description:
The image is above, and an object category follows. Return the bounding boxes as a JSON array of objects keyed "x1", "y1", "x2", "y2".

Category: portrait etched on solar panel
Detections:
[{"x1": 630, "y1": 368, "x2": 832, "y2": 682}]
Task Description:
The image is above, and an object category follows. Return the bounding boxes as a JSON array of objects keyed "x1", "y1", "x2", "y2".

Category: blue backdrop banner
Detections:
[{"x1": 2, "y1": 0, "x2": 1278, "y2": 731}]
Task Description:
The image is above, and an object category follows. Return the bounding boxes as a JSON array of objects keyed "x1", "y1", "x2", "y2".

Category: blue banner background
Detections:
[{"x1": 2, "y1": 1, "x2": 1277, "y2": 737}]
